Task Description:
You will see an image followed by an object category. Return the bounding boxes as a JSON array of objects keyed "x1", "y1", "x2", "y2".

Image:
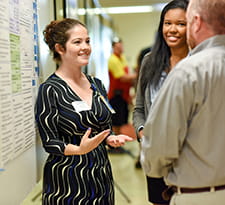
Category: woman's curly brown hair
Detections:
[{"x1": 43, "y1": 18, "x2": 86, "y2": 63}]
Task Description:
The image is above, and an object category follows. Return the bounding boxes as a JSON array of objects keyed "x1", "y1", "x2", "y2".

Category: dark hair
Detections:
[
  {"x1": 140, "y1": 0, "x2": 189, "y2": 94},
  {"x1": 43, "y1": 18, "x2": 86, "y2": 63}
]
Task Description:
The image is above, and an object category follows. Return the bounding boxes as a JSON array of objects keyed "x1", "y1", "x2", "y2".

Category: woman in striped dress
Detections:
[{"x1": 35, "y1": 18, "x2": 132, "y2": 205}]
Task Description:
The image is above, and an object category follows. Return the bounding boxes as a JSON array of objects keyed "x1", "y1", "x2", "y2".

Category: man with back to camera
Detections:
[{"x1": 141, "y1": 0, "x2": 225, "y2": 204}]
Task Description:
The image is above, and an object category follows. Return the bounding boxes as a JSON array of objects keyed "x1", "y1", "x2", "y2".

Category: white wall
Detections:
[
  {"x1": 38, "y1": 0, "x2": 56, "y2": 83},
  {"x1": 36, "y1": 0, "x2": 55, "y2": 182},
  {"x1": 0, "y1": 148, "x2": 37, "y2": 205},
  {"x1": 109, "y1": 12, "x2": 161, "y2": 69}
]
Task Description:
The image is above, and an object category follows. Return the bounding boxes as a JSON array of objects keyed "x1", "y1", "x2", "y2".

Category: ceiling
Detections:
[{"x1": 98, "y1": 0, "x2": 171, "y2": 8}]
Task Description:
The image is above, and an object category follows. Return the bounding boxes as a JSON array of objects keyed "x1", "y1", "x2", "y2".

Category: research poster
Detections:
[{"x1": 0, "y1": 0, "x2": 37, "y2": 169}]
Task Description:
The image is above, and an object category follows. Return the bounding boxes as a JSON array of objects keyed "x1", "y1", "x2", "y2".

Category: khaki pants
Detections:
[{"x1": 170, "y1": 189, "x2": 225, "y2": 205}]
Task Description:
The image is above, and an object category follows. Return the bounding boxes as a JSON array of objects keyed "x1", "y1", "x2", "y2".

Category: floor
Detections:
[
  {"x1": 109, "y1": 141, "x2": 151, "y2": 205},
  {"x1": 22, "y1": 124, "x2": 152, "y2": 205}
]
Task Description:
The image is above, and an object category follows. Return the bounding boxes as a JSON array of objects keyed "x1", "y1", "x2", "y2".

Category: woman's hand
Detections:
[
  {"x1": 64, "y1": 128, "x2": 110, "y2": 155},
  {"x1": 106, "y1": 134, "x2": 133, "y2": 148}
]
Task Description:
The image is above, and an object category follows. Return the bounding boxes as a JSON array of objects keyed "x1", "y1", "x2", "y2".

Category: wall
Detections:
[
  {"x1": 109, "y1": 12, "x2": 161, "y2": 69},
  {"x1": 35, "y1": 0, "x2": 56, "y2": 182},
  {"x1": 0, "y1": 148, "x2": 36, "y2": 205},
  {"x1": 38, "y1": 0, "x2": 56, "y2": 83}
]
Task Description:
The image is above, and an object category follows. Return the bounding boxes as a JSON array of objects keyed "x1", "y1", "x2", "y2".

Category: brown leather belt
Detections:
[{"x1": 172, "y1": 185, "x2": 225, "y2": 194}]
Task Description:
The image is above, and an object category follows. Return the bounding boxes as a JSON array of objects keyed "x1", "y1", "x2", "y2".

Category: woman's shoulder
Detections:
[
  {"x1": 43, "y1": 73, "x2": 63, "y2": 84},
  {"x1": 142, "y1": 52, "x2": 151, "y2": 64},
  {"x1": 87, "y1": 74, "x2": 107, "y2": 95},
  {"x1": 87, "y1": 74, "x2": 102, "y2": 85},
  {"x1": 39, "y1": 73, "x2": 65, "y2": 91}
]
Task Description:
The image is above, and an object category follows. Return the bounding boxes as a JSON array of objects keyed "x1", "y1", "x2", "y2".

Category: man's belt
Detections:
[
  {"x1": 173, "y1": 184, "x2": 225, "y2": 193},
  {"x1": 162, "y1": 184, "x2": 225, "y2": 201}
]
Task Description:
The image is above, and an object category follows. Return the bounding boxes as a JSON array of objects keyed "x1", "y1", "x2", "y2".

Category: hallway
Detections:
[{"x1": 110, "y1": 140, "x2": 151, "y2": 205}]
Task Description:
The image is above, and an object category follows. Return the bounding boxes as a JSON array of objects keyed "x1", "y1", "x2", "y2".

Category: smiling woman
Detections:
[
  {"x1": 163, "y1": 8, "x2": 187, "y2": 52},
  {"x1": 35, "y1": 18, "x2": 133, "y2": 205},
  {"x1": 55, "y1": 25, "x2": 91, "y2": 69}
]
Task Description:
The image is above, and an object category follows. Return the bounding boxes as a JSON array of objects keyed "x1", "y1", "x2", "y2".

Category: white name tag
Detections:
[{"x1": 72, "y1": 101, "x2": 91, "y2": 112}]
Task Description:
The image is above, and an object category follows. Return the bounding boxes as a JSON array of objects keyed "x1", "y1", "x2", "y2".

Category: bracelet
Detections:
[
  {"x1": 137, "y1": 136, "x2": 142, "y2": 142},
  {"x1": 137, "y1": 126, "x2": 144, "y2": 143}
]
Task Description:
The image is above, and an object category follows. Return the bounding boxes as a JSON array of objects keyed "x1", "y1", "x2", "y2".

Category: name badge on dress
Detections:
[{"x1": 72, "y1": 101, "x2": 91, "y2": 112}]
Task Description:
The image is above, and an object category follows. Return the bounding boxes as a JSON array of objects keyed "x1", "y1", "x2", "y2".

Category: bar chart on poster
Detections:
[{"x1": 0, "y1": 0, "x2": 39, "y2": 204}]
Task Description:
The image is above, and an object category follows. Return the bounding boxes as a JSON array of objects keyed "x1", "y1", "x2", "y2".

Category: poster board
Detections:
[
  {"x1": 0, "y1": 0, "x2": 38, "y2": 204},
  {"x1": 0, "y1": 0, "x2": 37, "y2": 170}
]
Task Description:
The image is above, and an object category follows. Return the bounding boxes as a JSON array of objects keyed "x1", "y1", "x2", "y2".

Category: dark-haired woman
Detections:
[
  {"x1": 133, "y1": 0, "x2": 189, "y2": 204},
  {"x1": 35, "y1": 18, "x2": 132, "y2": 205}
]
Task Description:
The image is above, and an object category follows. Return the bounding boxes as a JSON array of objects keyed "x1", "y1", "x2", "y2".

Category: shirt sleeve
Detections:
[
  {"x1": 141, "y1": 68, "x2": 194, "y2": 177},
  {"x1": 133, "y1": 56, "x2": 148, "y2": 135},
  {"x1": 35, "y1": 83, "x2": 67, "y2": 156}
]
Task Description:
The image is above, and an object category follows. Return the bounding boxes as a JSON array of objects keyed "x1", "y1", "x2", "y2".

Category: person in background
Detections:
[
  {"x1": 107, "y1": 38, "x2": 136, "y2": 152},
  {"x1": 133, "y1": 0, "x2": 189, "y2": 204},
  {"x1": 35, "y1": 18, "x2": 133, "y2": 205},
  {"x1": 142, "y1": 0, "x2": 225, "y2": 204}
]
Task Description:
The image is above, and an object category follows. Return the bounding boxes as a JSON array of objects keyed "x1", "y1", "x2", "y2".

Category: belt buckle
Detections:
[
  {"x1": 210, "y1": 187, "x2": 215, "y2": 192},
  {"x1": 177, "y1": 187, "x2": 182, "y2": 194}
]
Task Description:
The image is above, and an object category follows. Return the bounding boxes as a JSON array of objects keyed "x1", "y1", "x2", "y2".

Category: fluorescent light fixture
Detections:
[
  {"x1": 104, "y1": 6, "x2": 154, "y2": 14},
  {"x1": 77, "y1": 4, "x2": 166, "y2": 15}
]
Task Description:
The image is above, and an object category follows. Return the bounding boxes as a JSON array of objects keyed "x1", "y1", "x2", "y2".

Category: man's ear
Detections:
[
  {"x1": 193, "y1": 14, "x2": 202, "y2": 33},
  {"x1": 55, "y1": 43, "x2": 65, "y2": 55}
]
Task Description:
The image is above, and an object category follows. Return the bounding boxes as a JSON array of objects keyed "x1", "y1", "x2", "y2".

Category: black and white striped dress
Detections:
[{"x1": 35, "y1": 73, "x2": 114, "y2": 205}]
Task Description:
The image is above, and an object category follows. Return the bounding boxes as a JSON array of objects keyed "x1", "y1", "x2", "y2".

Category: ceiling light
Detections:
[{"x1": 77, "y1": 4, "x2": 167, "y2": 15}]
